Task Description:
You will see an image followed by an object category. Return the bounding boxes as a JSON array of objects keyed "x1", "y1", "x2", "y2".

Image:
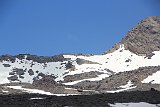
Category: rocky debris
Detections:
[
  {"x1": 0, "y1": 85, "x2": 25, "y2": 95},
  {"x1": 1, "y1": 91, "x2": 160, "y2": 107},
  {"x1": 0, "y1": 55, "x2": 16, "y2": 63},
  {"x1": 3, "y1": 64, "x2": 11, "y2": 67},
  {"x1": 73, "y1": 80, "x2": 100, "y2": 90},
  {"x1": 37, "y1": 72, "x2": 45, "y2": 78},
  {"x1": 131, "y1": 83, "x2": 160, "y2": 91},
  {"x1": 76, "y1": 58, "x2": 99, "y2": 65},
  {"x1": 106, "y1": 16, "x2": 160, "y2": 58},
  {"x1": 31, "y1": 75, "x2": 64, "y2": 93},
  {"x1": 12, "y1": 68, "x2": 26, "y2": 76},
  {"x1": 8, "y1": 75, "x2": 18, "y2": 81},
  {"x1": 25, "y1": 54, "x2": 69, "y2": 63},
  {"x1": 72, "y1": 66, "x2": 160, "y2": 92},
  {"x1": 9, "y1": 72, "x2": 15, "y2": 75},
  {"x1": 28, "y1": 69, "x2": 34, "y2": 76},
  {"x1": 1, "y1": 16, "x2": 160, "y2": 95},
  {"x1": 104, "y1": 69, "x2": 115, "y2": 75},
  {"x1": 0, "y1": 54, "x2": 70, "y2": 64},
  {"x1": 63, "y1": 71, "x2": 103, "y2": 82},
  {"x1": 97, "y1": 66, "x2": 160, "y2": 91},
  {"x1": 19, "y1": 75, "x2": 24, "y2": 79},
  {"x1": 65, "y1": 61, "x2": 75, "y2": 71},
  {"x1": 125, "y1": 59, "x2": 131, "y2": 62}
]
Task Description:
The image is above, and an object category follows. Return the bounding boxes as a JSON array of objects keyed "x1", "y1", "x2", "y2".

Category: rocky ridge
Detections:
[
  {"x1": 106, "y1": 16, "x2": 160, "y2": 57},
  {"x1": 0, "y1": 16, "x2": 160, "y2": 95}
]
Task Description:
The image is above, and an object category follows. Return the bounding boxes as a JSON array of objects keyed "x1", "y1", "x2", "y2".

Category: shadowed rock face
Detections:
[{"x1": 106, "y1": 16, "x2": 160, "y2": 57}]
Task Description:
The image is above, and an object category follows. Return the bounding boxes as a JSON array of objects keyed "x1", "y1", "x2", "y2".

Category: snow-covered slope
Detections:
[
  {"x1": 1, "y1": 44, "x2": 160, "y2": 85},
  {"x1": 1, "y1": 44, "x2": 160, "y2": 89},
  {"x1": 1, "y1": 16, "x2": 160, "y2": 94}
]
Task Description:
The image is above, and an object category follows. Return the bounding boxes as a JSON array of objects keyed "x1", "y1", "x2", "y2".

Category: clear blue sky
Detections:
[{"x1": 0, "y1": 0, "x2": 160, "y2": 56}]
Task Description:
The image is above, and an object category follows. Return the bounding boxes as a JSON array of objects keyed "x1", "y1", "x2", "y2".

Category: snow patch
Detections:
[
  {"x1": 109, "y1": 102, "x2": 160, "y2": 107},
  {"x1": 142, "y1": 71, "x2": 160, "y2": 84},
  {"x1": 7, "y1": 86, "x2": 78, "y2": 96},
  {"x1": 2, "y1": 90, "x2": 9, "y2": 93},
  {"x1": 30, "y1": 97, "x2": 45, "y2": 100},
  {"x1": 106, "y1": 80, "x2": 136, "y2": 93},
  {"x1": 63, "y1": 73, "x2": 109, "y2": 85},
  {"x1": 7, "y1": 86, "x2": 53, "y2": 95},
  {"x1": 64, "y1": 45, "x2": 160, "y2": 75},
  {"x1": 119, "y1": 80, "x2": 134, "y2": 88}
]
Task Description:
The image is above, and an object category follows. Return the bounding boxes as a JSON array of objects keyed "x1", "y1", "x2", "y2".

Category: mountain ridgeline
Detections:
[
  {"x1": 0, "y1": 16, "x2": 160, "y2": 95},
  {"x1": 106, "y1": 16, "x2": 160, "y2": 57}
]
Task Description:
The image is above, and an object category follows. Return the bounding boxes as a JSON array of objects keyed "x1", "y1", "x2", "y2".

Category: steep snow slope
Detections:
[
  {"x1": 64, "y1": 45, "x2": 160, "y2": 75},
  {"x1": 1, "y1": 44, "x2": 160, "y2": 85},
  {"x1": 63, "y1": 45, "x2": 160, "y2": 84}
]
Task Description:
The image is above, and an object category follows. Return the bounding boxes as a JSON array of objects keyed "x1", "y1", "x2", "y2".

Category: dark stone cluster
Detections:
[
  {"x1": 0, "y1": 91, "x2": 160, "y2": 107},
  {"x1": 8, "y1": 68, "x2": 27, "y2": 81},
  {"x1": 0, "y1": 54, "x2": 70, "y2": 63}
]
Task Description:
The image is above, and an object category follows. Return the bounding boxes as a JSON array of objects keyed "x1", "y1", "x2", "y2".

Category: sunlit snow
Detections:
[
  {"x1": 1, "y1": 45, "x2": 160, "y2": 85},
  {"x1": 106, "y1": 80, "x2": 136, "y2": 93},
  {"x1": 142, "y1": 71, "x2": 160, "y2": 84},
  {"x1": 109, "y1": 102, "x2": 160, "y2": 107}
]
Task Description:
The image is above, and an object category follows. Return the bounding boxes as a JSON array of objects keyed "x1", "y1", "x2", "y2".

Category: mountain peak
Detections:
[{"x1": 106, "y1": 16, "x2": 160, "y2": 57}]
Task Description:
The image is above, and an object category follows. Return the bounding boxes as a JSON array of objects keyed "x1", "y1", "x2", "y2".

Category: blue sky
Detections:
[{"x1": 0, "y1": 0, "x2": 160, "y2": 56}]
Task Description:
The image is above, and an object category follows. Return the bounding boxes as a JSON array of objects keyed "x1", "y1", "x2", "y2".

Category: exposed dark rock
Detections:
[
  {"x1": 65, "y1": 61, "x2": 75, "y2": 71},
  {"x1": 36, "y1": 71, "x2": 39, "y2": 73},
  {"x1": 15, "y1": 54, "x2": 26, "y2": 60},
  {"x1": 25, "y1": 54, "x2": 69, "y2": 63},
  {"x1": 76, "y1": 58, "x2": 99, "y2": 65},
  {"x1": 97, "y1": 66, "x2": 160, "y2": 91},
  {"x1": 0, "y1": 54, "x2": 70, "y2": 64},
  {"x1": 28, "y1": 69, "x2": 34, "y2": 76},
  {"x1": 33, "y1": 75, "x2": 57, "y2": 86},
  {"x1": 38, "y1": 73, "x2": 45, "y2": 78},
  {"x1": 125, "y1": 59, "x2": 131, "y2": 62},
  {"x1": 72, "y1": 66, "x2": 160, "y2": 91},
  {"x1": 8, "y1": 75, "x2": 18, "y2": 81},
  {"x1": 3, "y1": 64, "x2": 11, "y2": 67},
  {"x1": 9, "y1": 72, "x2": 15, "y2": 75},
  {"x1": 1, "y1": 91, "x2": 160, "y2": 107},
  {"x1": 13, "y1": 68, "x2": 25, "y2": 75},
  {"x1": 32, "y1": 75, "x2": 63, "y2": 93},
  {"x1": 150, "y1": 88, "x2": 157, "y2": 91},
  {"x1": 19, "y1": 75, "x2": 24, "y2": 79},
  {"x1": 0, "y1": 55, "x2": 16, "y2": 63},
  {"x1": 77, "y1": 88, "x2": 83, "y2": 92}
]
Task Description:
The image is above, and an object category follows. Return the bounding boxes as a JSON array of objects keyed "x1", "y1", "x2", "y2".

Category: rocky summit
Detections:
[{"x1": 0, "y1": 16, "x2": 160, "y2": 96}]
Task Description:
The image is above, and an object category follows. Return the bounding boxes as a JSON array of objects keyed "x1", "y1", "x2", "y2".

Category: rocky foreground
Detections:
[{"x1": 0, "y1": 90, "x2": 160, "y2": 107}]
